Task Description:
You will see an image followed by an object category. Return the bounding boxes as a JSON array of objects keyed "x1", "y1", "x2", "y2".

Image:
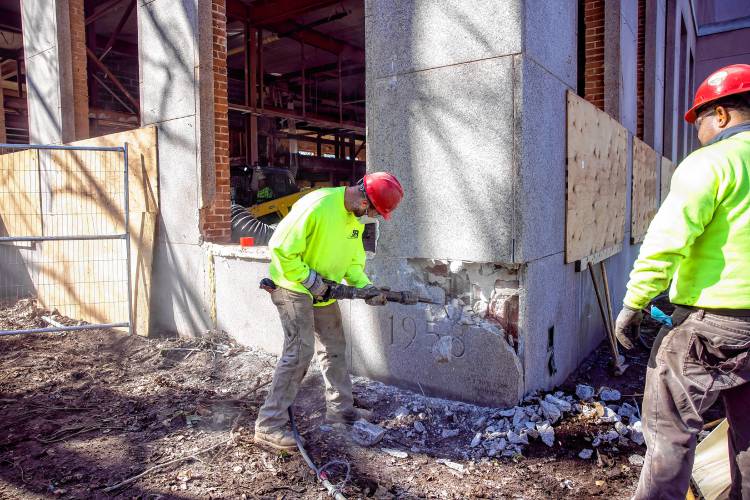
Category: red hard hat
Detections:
[
  {"x1": 685, "y1": 64, "x2": 750, "y2": 123},
  {"x1": 362, "y1": 172, "x2": 403, "y2": 219}
]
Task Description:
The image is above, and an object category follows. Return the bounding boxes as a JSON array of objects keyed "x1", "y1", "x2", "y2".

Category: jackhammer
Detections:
[
  {"x1": 258, "y1": 277, "x2": 439, "y2": 499},
  {"x1": 259, "y1": 277, "x2": 442, "y2": 305}
]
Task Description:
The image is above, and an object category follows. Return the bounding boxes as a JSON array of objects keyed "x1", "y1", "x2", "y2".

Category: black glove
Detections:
[
  {"x1": 363, "y1": 285, "x2": 387, "y2": 306},
  {"x1": 614, "y1": 305, "x2": 644, "y2": 350},
  {"x1": 301, "y1": 269, "x2": 328, "y2": 299}
]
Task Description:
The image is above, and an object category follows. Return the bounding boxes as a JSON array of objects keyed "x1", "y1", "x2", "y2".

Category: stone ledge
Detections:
[{"x1": 204, "y1": 242, "x2": 271, "y2": 262}]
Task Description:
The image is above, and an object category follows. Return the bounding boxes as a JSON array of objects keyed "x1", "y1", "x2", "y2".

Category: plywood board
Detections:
[
  {"x1": 0, "y1": 149, "x2": 42, "y2": 238},
  {"x1": 631, "y1": 137, "x2": 659, "y2": 244},
  {"x1": 660, "y1": 156, "x2": 675, "y2": 204},
  {"x1": 565, "y1": 91, "x2": 628, "y2": 265},
  {"x1": 35, "y1": 126, "x2": 158, "y2": 336}
]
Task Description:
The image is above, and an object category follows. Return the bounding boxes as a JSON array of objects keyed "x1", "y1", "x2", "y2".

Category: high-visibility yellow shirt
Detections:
[
  {"x1": 268, "y1": 187, "x2": 370, "y2": 306},
  {"x1": 625, "y1": 130, "x2": 750, "y2": 310}
]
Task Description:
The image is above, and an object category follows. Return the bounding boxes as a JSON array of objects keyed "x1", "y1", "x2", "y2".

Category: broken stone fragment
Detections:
[
  {"x1": 539, "y1": 400, "x2": 562, "y2": 424},
  {"x1": 599, "y1": 387, "x2": 622, "y2": 402},
  {"x1": 575, "y1": 384, "x2": 595, "y2": 401},
  {"x1": 536, "y1": 422, "x2": 555, "y2": 447},
  {"x1": 413, "y1": 421, "x2": 426, "y2": 433},
  {"x1": 524, "y1": 421, "x2": 539, "y2": 439},
  {"x1": 441, "y1": 428, "x2": 460, "y2": 439},
  {"x1": 598, "y1": 406, "x2": 620, "y2": 423},
  {"x1": 615, "y1": 421, "x2": 629, "y2": 436},
  {"x1": 497, "y1": 408, "x2": 516, "y2": 418},
  {"x1": 599, "y1": 429, "x2": 620, "y2": 443},
  {"x1": 381, "y1": 447, "x2": 408, "y2": 459},
  {"x1": 629, "y1": 454, "x2": 645, "y2": 466},
  {"x1": 470, "y1": 432, "x2": 482, "y2": 448},
  {"x1": 629, "y1": 420, "x2": 645, "y2": 445},
  {"x1": 352, "y1": 420, "x2": 386, "y2": 447},
  {"x1": 617, "y1": 402, "x2": 638, "y2": 420},
  {"x1": 436, "y1": 458, "x2": 464, "y2": 473},
  {"x1": 544, "y1": 394, "x2": 572, "y2": 412},
  {"x1": 578, "y1": 449, "x2": 593, "y2": 459},
  {"x1": 507, "y1": 430, "x2": 529, "y2": 445},
  {"x1": 394, "y1": 406, "x2": 409, "y2": 419}
]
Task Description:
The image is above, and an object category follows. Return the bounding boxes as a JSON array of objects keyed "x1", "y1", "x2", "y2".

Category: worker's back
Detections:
[{"x1": 638, "y1": 130, "x2": 750, "y2": 309}]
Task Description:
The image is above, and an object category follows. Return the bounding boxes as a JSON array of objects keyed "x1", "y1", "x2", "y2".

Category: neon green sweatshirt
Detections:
[
  {"x1": 268, "y1": 187, "x2": 370, "y2": 306},
  {"x1": 624, "y1": 130, "x2": 750, "y2": 310}
]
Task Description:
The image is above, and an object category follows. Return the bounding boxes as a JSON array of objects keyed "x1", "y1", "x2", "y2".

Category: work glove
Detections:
[
  {"x1": 614, "y1": 305, "x2": 644, "y2": 350},
  {"x1": 363, "y1": 285, "x2": 388, "y2": 306},
  {"x1": 301, "y1": 269, "x2": 328, "y2": 300}
]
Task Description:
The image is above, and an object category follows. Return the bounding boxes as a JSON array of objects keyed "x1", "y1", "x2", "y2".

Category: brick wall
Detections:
[
  {"x1": 636, "y1": 0, "x2": 645, "y2": 139},
  {"x1": 69, "y1": 0, "x2": 90, "y2": 139},
  {"x1": 582, "y1": 0, "x2": 605, "y2": 109},
  {"x1": 202, "y1": 0, "x2": 231, "y2": 242}
]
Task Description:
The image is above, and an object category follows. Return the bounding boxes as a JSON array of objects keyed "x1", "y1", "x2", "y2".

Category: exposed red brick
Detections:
[
  {"x1": 201, "y1": 0, "x2": 231, "y2": 243},
  {"x1": 69, "y1": 0, "x2": 89, "y2": 139},
  {"x1": 582, "y1": 0, "x2": 605, "y2": 109}
]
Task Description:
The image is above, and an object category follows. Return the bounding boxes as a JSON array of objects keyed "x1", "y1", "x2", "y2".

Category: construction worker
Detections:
[
  {"x1": 615, "y1": 64, "x2": 750, "y2": 499},
  {"x1": 253, "y1": 172, "x2": 404, "y2": 451}
]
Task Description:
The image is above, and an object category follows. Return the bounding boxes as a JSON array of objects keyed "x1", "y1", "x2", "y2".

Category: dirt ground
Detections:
[{"x1": 0, "y1": 298, "x2": 721, "y2": 499}]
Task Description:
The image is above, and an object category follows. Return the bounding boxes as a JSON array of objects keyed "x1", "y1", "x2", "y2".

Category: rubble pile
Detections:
[{"x1": 370, "y1": 382, "x2": 645, "y2": 461}]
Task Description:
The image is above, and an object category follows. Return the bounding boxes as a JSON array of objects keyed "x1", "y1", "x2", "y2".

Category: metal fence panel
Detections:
[{"x1": 0, "y1": 143, "x2": 132, "y2": 335}]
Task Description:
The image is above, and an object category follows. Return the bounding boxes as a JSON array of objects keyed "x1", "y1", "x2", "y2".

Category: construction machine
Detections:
[{"x1": 231, "y1": 166, "x2": 321, "y2": 245}]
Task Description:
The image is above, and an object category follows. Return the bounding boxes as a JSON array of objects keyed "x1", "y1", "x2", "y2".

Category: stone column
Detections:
[
  {"x1": 137, "y1": 0, "x2": 217, "y2": 334},
  {"x1": 20, "y1": 0, "x2": 79, "y2": 144}
]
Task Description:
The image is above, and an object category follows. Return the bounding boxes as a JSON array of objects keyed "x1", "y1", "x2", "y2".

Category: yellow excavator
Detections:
[{"x1": 231, "y1": 167, "x2": 321, "y2": 245}]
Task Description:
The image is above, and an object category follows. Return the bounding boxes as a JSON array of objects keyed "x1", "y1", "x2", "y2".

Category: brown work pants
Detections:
[
  {"x1": 634, "y1": 307, "x2": 750, "y2": 500},
  {"x1": 255, "y1": 287, "x2": 354, "y2": 432}
]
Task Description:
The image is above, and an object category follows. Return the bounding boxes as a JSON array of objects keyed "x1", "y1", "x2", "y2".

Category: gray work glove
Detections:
[
  {"x1": 301, "y1": 269, "x2": 328, "y2": 299},
  {"x1": 363, "y1": 285, "x2": 388, "y2": 306},
  {"x1": 614, "y1": 305, "x2": 644, "y2": 350}
]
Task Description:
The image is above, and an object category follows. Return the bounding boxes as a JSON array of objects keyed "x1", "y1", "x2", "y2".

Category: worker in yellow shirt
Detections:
[
  {"x1": 254, "y1": 172, "x2": 404, "y2": 451},
  {"x1": 615, "y1": 64, "x2": 750, "y2": 499}
]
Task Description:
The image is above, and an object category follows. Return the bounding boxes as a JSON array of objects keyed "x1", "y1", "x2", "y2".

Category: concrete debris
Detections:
[
  {"x1": 436, "y1": 458, "x2": 465, "y2": 474},
  {"x1": 498, "y1": 408, "x2": 516, "y2": 417},
  {"x1": 575, "y1": 384, "x2": 595, "y2": 401},
  {"x1": 319, "y1": 424, "x2": 333, "y2": 433},
  {"x1": 599, "y1": 387, "x2": 622, "y2": 401},
  {"x1": 524, "y1": 421, "x2": 539, "y2": 439},
  {"x1": 560, "y1": 479, "x2": 574, "y2": 490},
  {"x1": 394, "y1": 406, "x2": 410, "y2": 419},
  {"x1": 382, "y1": 448, "x2": 408, "y2": 459},
  {"x1": 441, "y1": 428, "x2": 460, "y2": 439},
  {"x1": 592, "y1": 437, "x2": 602, "y2": 447},
  {"x1": 578, "y1": 449, "x2": 593, "y2": 459},
  {"x1": 352, "y1": 420, "x2": 386, "y2": 447},
  {"x1": 544, "y1": 394, "x2": 572, "y2": 412},
  {"x1": 470, "y1": 432, "x2": 482, "y2": 448},
  {"x1": 508, "y1": 430, "x2": 529, "y2": 445},
  {"x1": 539, "y1": 400, "x2": 562, "y2": 424},
  {"x1": 629, "y1": 420, "x2": 645, "y2": 445},
  {"x1": 629, "y1": 454, "x2": 645, "y2": 466},
  {"x1": 599, "y1": 406, "x2": 620, "y2": 423},
  {"x1": 598, "y1": 430, "x2": 620, "y2": 443},
  {"x1": 537, "y1": 422, "x2": 555, "y2": 447},
  {"x1": 617, "y1": 402, "x2": 638, "y2": 420},
  {"x1": 413, "y1": 421, "x2": 426, "y2": 433},
  {"x1": 615, "y1": 421, "x2": 629, "y2": 436},
  {"x1": 232, "y1": 465, "x2": 243, "y2": 474}
]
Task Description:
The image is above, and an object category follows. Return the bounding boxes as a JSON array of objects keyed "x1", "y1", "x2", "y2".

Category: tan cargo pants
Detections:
[
  {"x1": 634, "y1": 306, "x2": 750, "y2": 500},
  {"x1": 255, "y1": 287, "x2": 354, "y2": 432}
]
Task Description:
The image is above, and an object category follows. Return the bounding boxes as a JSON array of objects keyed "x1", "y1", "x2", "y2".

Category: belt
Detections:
[{"x1": 677, "y1": 305, "x2": 750, "y2": 318}]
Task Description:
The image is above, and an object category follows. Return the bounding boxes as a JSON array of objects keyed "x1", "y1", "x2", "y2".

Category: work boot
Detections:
[
  {"x1": 253, "y1": 427, "x2": 300, "y2": 451},
  {"x1": 326, "y1": 407, "x2": 373, "y2": 425}
]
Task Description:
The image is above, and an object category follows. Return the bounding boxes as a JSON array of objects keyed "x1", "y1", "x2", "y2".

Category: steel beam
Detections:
[
  {"x1": 85, "y1": 0, "x2": 129, "y2": 25},
  {"x1": 86, "y1": 47, "x2": 139, "y2": 113},
  {"x1": 100, "y1": 0, "x2": 136, "y2": 61},
  {"x1": 229, "y1": 102, "x2": 365, "y2": 135},
  {"x1": 249, "y1": 0, "x2": 339, "y2": 25}
]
